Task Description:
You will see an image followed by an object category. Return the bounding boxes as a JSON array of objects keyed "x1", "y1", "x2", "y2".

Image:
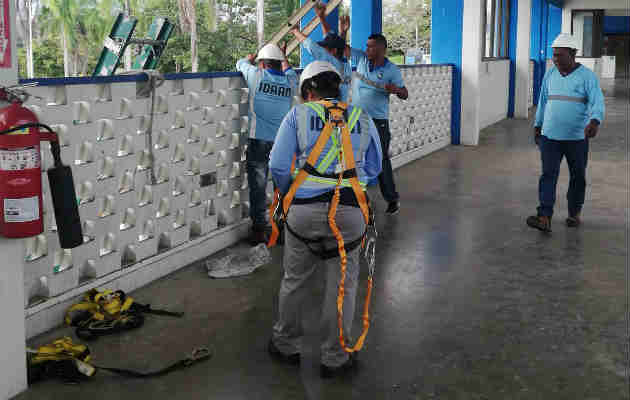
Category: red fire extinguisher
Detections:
[{"x1": 0, "y1": 86, "x2": 82, "y2": 248}]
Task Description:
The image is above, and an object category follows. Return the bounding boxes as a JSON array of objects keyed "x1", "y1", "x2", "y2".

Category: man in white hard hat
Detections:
[
  {"x1": 527, "y1": 33, "x2": 605, "y2": 232},
  {"x1": 267, "y1": 61, "x2": 382, "y2": 378},
  {"x1": 237, "y1": 43, "x2": 298, "y2": 245}
]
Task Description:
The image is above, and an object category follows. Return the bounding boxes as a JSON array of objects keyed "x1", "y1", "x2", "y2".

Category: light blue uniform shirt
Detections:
[
  {"x1": 236, "y1": 59, "x2": 298, "y2": 142},
  {"x1": 302, "y1": 38, "x2": 352, "y2": 102},
  {"x1": 535, "y1": 64, "x2": 605, "y2": 141},
  {"x1": 269, "y1": 102, "x2": 383, "y2": 199},
  {"x1": 350, "y1": 49, "x2": 405, "y2": 120}
]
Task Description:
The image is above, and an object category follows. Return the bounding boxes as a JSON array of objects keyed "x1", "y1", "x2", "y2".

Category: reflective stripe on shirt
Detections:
[{"x1": 548, "y1": 95, "x2": 588, "y2": 104}]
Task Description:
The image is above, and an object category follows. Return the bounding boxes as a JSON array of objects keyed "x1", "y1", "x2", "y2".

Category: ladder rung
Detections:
[
  {"x1": 265, "y1": 0, "x2": 319, "y2": 49},
  {"x1": 286, "y1": 0, "x2": 344, "y2": 55}
]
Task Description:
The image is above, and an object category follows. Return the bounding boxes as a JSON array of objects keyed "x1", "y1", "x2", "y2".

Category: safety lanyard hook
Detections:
[{"x1": 184, "y1": 347, "x2": 212, "y2": 366}]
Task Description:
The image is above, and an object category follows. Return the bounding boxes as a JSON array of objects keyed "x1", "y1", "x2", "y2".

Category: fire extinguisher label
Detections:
[
  {"x1": 0, "y1": 147, "x2": 40, "y2": 171},
  {"x1": 4, "y1": 196, "x2": 39, "y2": 223}
]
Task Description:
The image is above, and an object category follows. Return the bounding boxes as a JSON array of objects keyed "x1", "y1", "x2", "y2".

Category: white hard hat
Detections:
[
  {"x1": 551, "y1": 33, "x2": 580, "y2": 50},
  {"x1": 256, "y1": 44, "x2": 285, "y2": 62},
  {"x1": 299, "y1": 60, "x2": 340, "y2": 97}
]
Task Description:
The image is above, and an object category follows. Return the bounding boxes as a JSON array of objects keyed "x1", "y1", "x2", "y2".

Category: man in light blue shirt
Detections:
[
  {"x1": 348, "y1": 33, "x2": 408, "y2": 215},
  {"x1": 290, "y1": 4, "x2": 352, "y2": 102},
  {"x1": 236, "y1": 43, "x2": 298, "y2": 245},
  {"x1": 527, "y1": 33, "x2": 605, "y2": 232}
]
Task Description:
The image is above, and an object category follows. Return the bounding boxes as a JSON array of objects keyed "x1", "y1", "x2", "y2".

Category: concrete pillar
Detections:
[
  {"x1": 460, "y1": 0, "x2": 484, "y2": 145},
  {"x1": 0, "y1": 3, "x2": 27, "y2": 398},
  {"x1": 0, "y1": 0, "x2": 18, "y2": 86},
  {"x1": 350, "y1": 0, "x2": 382, "y2": 51},
  {"x1": 0, "y1": 237, "x2": 28, "y2": 397},
  {"x1": 300, "y1": 0, "x2": 339, "y2": 67},
  {"x1": 514, "y1": 0, "x2": 532, "y2": 118},
  {"x1": 431, "y1": 0, "x2": 463, "y2": 145},
  {"x1": 562, "y1": 6, "x2": 572, "y2": 33}
]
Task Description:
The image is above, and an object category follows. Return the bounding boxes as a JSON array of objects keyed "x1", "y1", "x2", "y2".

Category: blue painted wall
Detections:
[
  {"x1": 350, "y1": 0, "x2": 382, "y2": 51},
  {"x1": 431, "y1": 0, "x2": 463, "y2": 145},
  {"x1": 508, "y1": 0, "x2": 518, "y2": 117},
  {"x1": 546, "y1": 4, "x2": 562, "y2": 58},
  {"x1": 300, "y1": 0, "x2": 339, "y2": 67},
  {"x1": 530, "y1": 0, "x2": 551, "y2": 106},
  {"x1": 603, "y1": 16, "x2": 630, "y2": 35}
]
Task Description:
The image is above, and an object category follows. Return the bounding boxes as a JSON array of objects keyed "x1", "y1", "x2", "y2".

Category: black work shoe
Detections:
[
  {"x1": 526, "y1": 215, "x2": 552, "y2": 233},
  {"x1": 248, "y1": 230, "x2": 268, "y2": 246},
  {"x1": 566, "y1": 214, "x2": 581, "y2": 228},
  {"x1": 320, "y1": 354, "x2": 358, "y2": 378},
  {"x1": 268, "y1": 340, "x2": 300, "y2": 365},
  {"x1": 385, "y1": 201, "x2": 400, "y2": 215}
]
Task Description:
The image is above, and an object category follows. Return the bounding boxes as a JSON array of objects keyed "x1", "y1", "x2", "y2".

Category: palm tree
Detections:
[
  {"x1": 256, "y1": 0, "x2": 264, "y2": 48},
  {"x1": 207, "y1": 0, "x2": 217, "y2": 32},
  {"x1": 177, "y1": 0, "x2": 198, "y2": 72},
  {"x1": 45, "y1": 0, "x2": 77, "y2": 76},
  {"x1": 15, "y1": 0, "x2": 39, "y2": 78}
]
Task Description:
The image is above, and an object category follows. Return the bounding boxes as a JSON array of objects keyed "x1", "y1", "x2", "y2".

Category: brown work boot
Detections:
[
  {"x1": 526, "y1": 215, "x2": 552, "y2": 233},
  {"x1": 566, "y1": 214, "x2": 581, "y2": 227}
]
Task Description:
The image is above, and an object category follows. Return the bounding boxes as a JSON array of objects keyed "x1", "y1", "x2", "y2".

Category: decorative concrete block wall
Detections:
[
  {"x1": 19, "y1": 64, "x2": 453, "y2": 338},
  {"x1": 390, "y1": 65, "x2": 452, "y2": 167}
]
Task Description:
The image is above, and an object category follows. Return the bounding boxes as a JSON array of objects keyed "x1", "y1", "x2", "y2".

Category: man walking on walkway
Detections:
[
  {"x1": 527, "y1": 33, "x2": 605, "y2": 232},
  {"x1": 237, "y1": 43, "x2": 298, "y2": 245},
  {"x1": 348, "y1": 32, "x2": 408, "y2": 215}
]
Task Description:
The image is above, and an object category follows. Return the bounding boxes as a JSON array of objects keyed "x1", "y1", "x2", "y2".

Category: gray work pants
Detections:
[{"x1": 272, "y1": 202, "x2": 365, "y2": 367}]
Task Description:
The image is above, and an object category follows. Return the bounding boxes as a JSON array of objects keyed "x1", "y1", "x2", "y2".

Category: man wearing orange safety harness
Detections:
[{"x1": 267, "y1": 61, "x2": 382, "y2": 378}]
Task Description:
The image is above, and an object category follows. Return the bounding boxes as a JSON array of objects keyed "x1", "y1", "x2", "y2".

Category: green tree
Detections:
[{"x1": 383, "y1": 0, "x2": 431, "y2": 56}]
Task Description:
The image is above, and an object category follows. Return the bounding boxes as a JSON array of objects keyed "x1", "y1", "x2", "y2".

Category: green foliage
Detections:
[
  {"x1": 18, "y1": 37, "x2": 65, "y2": 78},
  {"x1": 383, "y1": 0, "x2": 431, "y2": 55},
  {"x1": 16, "y1": 0, "x2": 430, "y2": 77}
]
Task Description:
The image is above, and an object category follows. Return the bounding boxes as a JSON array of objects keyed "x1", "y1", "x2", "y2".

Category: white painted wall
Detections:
[
  {"x1": 579, "y1": 57, "x2": 603, "y2": 77},
  {"x1": 606, "y1": 9, "x2": 630, "y2": 16},
  {"x1": 601, "y1": 56, "x2": 616, "y2": 78},
  {"x1": 460, "y1": 0, "x2": 484, "y2": 145},
  {"x1": 514, "y1": 0, "x2": 532, "y2": 119},
  {"x1": 479, "y1": 59, "x2": 510, "y2": 129}
]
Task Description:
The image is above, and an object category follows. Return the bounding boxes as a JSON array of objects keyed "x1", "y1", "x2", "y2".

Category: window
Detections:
[
  {"x1": 571, "y1": 10, "x2": 604, "y2": 58},
  {"x1": 482, "y1": 0, "x2": 510, "y2": 59}
]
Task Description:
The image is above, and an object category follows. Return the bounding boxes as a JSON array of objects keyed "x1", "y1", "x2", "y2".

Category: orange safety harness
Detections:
[{"x1": 267, "y1": 100, "x2": 377, "y2": 353}]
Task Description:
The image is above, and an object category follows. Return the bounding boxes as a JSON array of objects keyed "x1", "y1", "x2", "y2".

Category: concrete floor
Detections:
[{"x1": 18, "y1": 80, "x2": 628, "y2": 400}]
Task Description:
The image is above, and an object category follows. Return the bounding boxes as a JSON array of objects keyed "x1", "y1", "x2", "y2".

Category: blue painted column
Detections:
[
  {"x1": 508, "y1": 0, "x2": 519, "y2": 118},
  {"x1": 300, "y1": 0, "x2": 339, "y2": 67},
  {"x1": 350, "y1": 0, "x2": 382, "y2": 51},
  {"x1": 547, "y1": 4, "x2": 562, "y2": 57},
  {"x1": 530, "y1": 0, "x2": 548, "y2": 106},
  {"x1": 432, "y1": 0, "x2": 463, "y2": 145}
]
